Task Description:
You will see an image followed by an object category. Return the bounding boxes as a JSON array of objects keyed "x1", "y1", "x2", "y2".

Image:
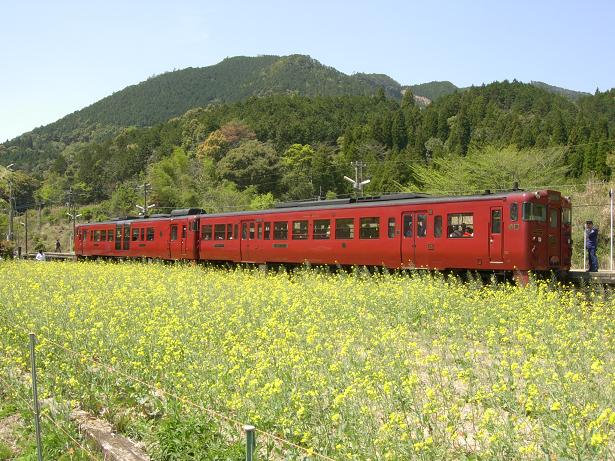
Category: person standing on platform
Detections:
[{"x1": 586, "y1": 220, "x2": 598, "y2": 272}]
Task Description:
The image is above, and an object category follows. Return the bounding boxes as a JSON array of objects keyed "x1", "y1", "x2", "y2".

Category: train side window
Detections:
[
  {"x1": 227, "y1": 224, "x2": 233, "y2": 240},
  {"x1": 264, "y1": 222, "x2": 271, "y2": 240},
  {"x1": 234, "y1": 224, "x2": 239, "y2": 239},
  {"x1": 91, "y1": 231, "x2": 94, "y2": 241},
  {"x1": 249, "y1": 223, "x2": 255, "y2": 239},
  {"x1": 101, "y1": 230, "x2": 107, "y2": 241},
  {"x1": 335, "y1": 218, "x2": 354, "y2": 239},
  {"x1": 360, "y1": 217, "x2": 380, "y2": 239},
  {"x1": 417, "y1": 214, "x2": 427, "y2": 238},
  {"x1": 214, "y1": 224, "x2": 226, "y2": 240},
  {"x1": 273, "y1": 222, "x2": 288, "y2": 240},
  {"x1": 403, "y1": 215, "x2": 413, "y2": 237},
  {"x1": 314, "y1": 219, "x2": 330, "y2": 240},
  {"x1": 140, "y1": 228, "x2": 145, "y2": 241},
  {"x1": 491, "y1": 209, "x2": 502, "y2": 234},
  {"x1": 108, "y1": 229, "x2": 113, "y2": 241},
  {"x1": 182, "y1": 225, "x2": 187, "y2": 238},
  {"x1": 510, "y1": 203, "x2": 518, "y2": 222},
  {"x1": 201, "y1": 225, "x2": 212, "y2": 240},
  {"x1": 93, "y1": 230, "x2": 100, "y2": 242},
  {"x1": 171, "y1": 225, "x2": 178, "y2": 241},
  {"x1": 257, "y1": 223, "x2": 263, "y2": 240},
  {"x1": 434, "y1": 216, "x2": 442, "y2": 238},
  {"x1": 388, "y1": 218, "x2": 396, "y2": 238},
  {"x1": 241, "y1": 223, "x2": 247, "y2": 240},
  {"x1": 448, "y1": 213, "x2": 474, "y2": 238},
  {"x1": 83, "y1": 230, "x2": 87, "y2": 241},
  {"x1": 147, "y1": 227, "x2": 155, "y2": 241},
  {"x1": 549, "y1": 209, "x2": 558, "y2": 229},
  {"x1": 132, "y1": 227, "x2": 139, "y2": 241},
  {"x1": 292, "y1": 220, "x2": 308, "y2": 240}
]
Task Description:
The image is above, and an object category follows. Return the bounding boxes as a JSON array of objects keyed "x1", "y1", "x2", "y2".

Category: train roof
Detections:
[{"x1": 77, "y1": 189, "x2": 561, "y2": 226}]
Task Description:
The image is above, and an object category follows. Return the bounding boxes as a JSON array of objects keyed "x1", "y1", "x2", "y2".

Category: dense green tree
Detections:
[
  {"x1": 217, "y1": 140, "x2": 281, "y2": 193},
  {"x1": 391, "y1": 111, "x2": 407, "y2": 150},
  {"x1": 410, "y1": 146, "x2": 569, "y2": 193},
  {"x1": 148, "y1": 147, "x2": 200, "y2": 208}
]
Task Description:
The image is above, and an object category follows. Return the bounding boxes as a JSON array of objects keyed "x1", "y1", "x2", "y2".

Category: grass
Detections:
[{"x1": 0, "y1": 260, "x2": 614, "y2": 460}]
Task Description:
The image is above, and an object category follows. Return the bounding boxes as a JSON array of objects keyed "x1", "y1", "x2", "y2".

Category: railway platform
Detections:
[
  {"x1": 22, "y1": 252, "x2": 76, "y2": 261},
  {"x1": 565, "y1": 269, "x2": 615, "y2": 285}
]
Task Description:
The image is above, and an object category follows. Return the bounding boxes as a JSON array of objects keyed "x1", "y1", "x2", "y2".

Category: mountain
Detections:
[
  {"x1": 530, "y1": 81, "x2": 591, "y2": 102},
  {"x1": 0, "y1": 54, "x2": 600, "y2": 173},
  {"x1": 405, "y1": 80, "x2": 592, "y2": 105},
  {"x1": 18, "y1": 55, "x2": 404, "y2": 139},
  {"x1": 405, "y1": 81, "x2": 459, "y2": 102},
  {"x1": 1, "y1": 55, "x2": 409, "y2": 170}
]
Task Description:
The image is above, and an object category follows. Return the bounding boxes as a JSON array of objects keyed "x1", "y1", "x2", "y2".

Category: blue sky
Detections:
[{"x1": 0, "y1": 0, "x2": 613, "y2": 142}]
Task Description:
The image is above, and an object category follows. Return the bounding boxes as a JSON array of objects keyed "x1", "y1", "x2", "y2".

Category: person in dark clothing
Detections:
[
  {"x1": 55, "y1": 239, "x2": 61, "y2": 252},
  {"x1": 586, "y1": 220, "x2": 598, "y2": 272}
]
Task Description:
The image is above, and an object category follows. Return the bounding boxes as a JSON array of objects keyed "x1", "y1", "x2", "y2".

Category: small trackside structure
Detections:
[{"x1": 74, "y1": 190, "x2": 572, "y2": 278}]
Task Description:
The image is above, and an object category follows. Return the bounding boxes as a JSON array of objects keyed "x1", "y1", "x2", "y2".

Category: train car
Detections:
[
  {"x1": 75, "y1": 209, "x2": 204, "y2": 260},
  {"x1": 74, "y1": 189, "x2": 572, "y2": 276}
]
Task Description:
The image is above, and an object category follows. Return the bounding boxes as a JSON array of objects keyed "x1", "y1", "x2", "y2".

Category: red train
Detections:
[{"x1": 74, "y1": 189, "x2": 572, "y2": 277}]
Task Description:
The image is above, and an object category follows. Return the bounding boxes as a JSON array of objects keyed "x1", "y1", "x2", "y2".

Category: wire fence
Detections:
[{"x1": 0, "y1": 323, "x2": 337, "y2": 461}]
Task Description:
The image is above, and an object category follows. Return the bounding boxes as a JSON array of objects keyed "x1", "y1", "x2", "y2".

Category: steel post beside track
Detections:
[
  {"x1": 244, "y1": 425, "x2": 256, "y2": 461},
  {"x1": 29, "y1": 333, "x2": 44, "y2": 461}
]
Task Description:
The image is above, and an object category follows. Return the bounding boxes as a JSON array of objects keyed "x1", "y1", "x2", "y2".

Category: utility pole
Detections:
[
  {"x1": 4, "y1": 163, "x2": 15, "y2": 241},
  {"x1": 21, "y1": 210, "x2": 28, "y2": 256},
  {"x1": 36, "y1": 201, "x2": 42, "y2": 232},
  {"x1": 136, "y1": 182, "x2": 155, "y2": 216},
  {"x1": 65, "y1": 187, "x2": 81, "y2": 252},
  {"x1": 66, "y1": 210, "x2": 82, "y2": 253},
  {"x1": 343, "y1": 161, "x2": 370, "y2": 196},
  {"x1": 137, "y1": 183, "x2": 152, "y2": 214}
]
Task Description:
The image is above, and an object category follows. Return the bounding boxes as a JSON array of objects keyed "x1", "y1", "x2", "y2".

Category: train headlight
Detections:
[{"x1": 537, "y1": 236, "x2": 542, "y2": 242}]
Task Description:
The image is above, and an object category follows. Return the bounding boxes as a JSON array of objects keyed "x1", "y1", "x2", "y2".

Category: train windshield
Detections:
[{"x1": 522, "y1": 202, "x2": 547, "y2": 222}]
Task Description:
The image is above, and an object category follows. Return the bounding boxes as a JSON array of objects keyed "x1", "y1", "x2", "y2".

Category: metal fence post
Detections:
[
  {"x1": 244, "y1": 424, "x2": 255, "y2": 461},
  {"x1": 29, "y1": 333, "x2": 44, "y2": 461}
]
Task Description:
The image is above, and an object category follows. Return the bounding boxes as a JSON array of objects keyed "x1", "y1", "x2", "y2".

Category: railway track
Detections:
[{"x1": 14, "y1": 253, "x2": 615, "y2": 287}]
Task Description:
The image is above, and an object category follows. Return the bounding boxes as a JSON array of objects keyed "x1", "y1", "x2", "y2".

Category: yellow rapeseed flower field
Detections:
[{"x1": 0, "y1": 260, "x2": 614, "y2": 460}]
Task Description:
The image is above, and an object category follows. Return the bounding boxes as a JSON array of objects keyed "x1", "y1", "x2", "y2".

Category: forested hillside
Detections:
[
  {"x1": 0, "y1": 55, "x2": 405, "y2": 171},
  {"x1": 2, "y1": 80, "x2": 612, "y2": 229},
  {"x1": 1, "y1": 54, "x2": 594, "y2": 176}
]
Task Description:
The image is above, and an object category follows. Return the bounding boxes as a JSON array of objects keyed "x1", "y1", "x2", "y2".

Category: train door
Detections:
[
  {"x1": 75, "y1": 227, "x2": 84, "y2": 254},
  {"x1": 401, "y1": 211, "x2": 429, "y2": 268},
  {"x1": 114, "y1": 224, "x2": 130, "y2": 252},
  {"x1": 240, "y1": 220, "x2": 256, "y2": 261},
  {"x1": 187, "y1": 218, "x2": 200, "y2": 260},
  {"x1": 169, "y1": 222, "x2": 186, "y2": 259},
  {"x1": 547, "y1": 206, "x2": 561, "y2": 267},
  {"x1": 115, "y1": 225, "x2": 122, "y2": 251},
  {"x1": 489, "y1": 207, "x2": 503, "y2": 263}
]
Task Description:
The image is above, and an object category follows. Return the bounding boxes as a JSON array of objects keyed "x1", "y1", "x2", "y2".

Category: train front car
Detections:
[{"x1": 512, "y1": 190, "x2": 572, "y2": 277}]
